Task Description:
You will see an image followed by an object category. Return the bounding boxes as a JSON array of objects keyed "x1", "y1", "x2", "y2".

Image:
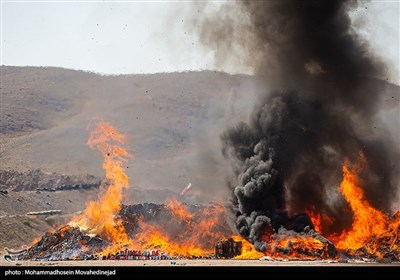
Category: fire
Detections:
[
  {"x1": 94, "y1": 196, "x2": 230, "y2": 258},
  {"x1": 331, "y1": 154, "x2": 400, "y2": 257},
  {"x1": 167, "y1": 198, "x2": 193, "y2": 222},
  {"x1": 66, "y1": 121, "x2": 236, "y2": 258},
  {"x1": 306, "y1": 207, "x2": 322, "y2": 233},
  {"x1": 62, "y1": 121, "x2": 391, "y2": 260},
  {"x1": 191, "y1": 204, "x2": 229, "y2": 247},
  {"x1": 233, "y1": 232, "x2": 334, "y2": 260},
  {"x1": 127, "y1": 201, "x2": 228, "y2": 257},
  {"x1": 58, "y1": 225, "x2": 71, "y2": 238},
  {"x1": 232, "y1": 236, "x2": 264, "y2": 260},
  {"x1": 305, "y1": 209, "x2": 335, "y2": 235},
  {"x1": 131, "y1": 224, "x2": 211, "y2": 257},
  {"x1": 70, "y1": 121, "x2": 131, "y2": 244},
  {"x1": 268, "y1": 235, "x2": 331, "y2": 260}
]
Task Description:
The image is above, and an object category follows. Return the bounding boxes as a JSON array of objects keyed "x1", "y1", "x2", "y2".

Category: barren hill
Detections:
[
  {"x1": 1, "y1": 66, "x2": 259, "y2": 203},
  {"x1": 1, "y1": 66, "x2": 398, "y2": 250}
]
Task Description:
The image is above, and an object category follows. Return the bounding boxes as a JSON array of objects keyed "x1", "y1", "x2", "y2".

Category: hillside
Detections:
[
  {"x1": 1, "y1": 66, "x2": 399, "y2": 250},
  {"x1": 1, "y1": 66, "x2": 260, "y2": 202}
]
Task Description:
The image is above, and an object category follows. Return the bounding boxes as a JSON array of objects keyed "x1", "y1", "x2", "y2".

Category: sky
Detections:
[
  {"x1": 1, "y1": 1, "x2": 218, "y2": 74},
  {"x1": 1, "y1": 0, "x2": 399, "y2": 84}
]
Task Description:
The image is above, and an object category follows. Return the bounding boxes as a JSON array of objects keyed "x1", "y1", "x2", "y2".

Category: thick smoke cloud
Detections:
[{"x1": 194, "y1": 0, "x2": 400, "y2": 250}]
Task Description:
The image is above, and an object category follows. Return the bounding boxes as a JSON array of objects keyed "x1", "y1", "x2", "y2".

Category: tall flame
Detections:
[
  {"x1": 68, "y1": 121, "x2": 234, "y2": 258},
  {"x1": 332, "y1": 153, "x2": 400, "y2": 257},
  {"x1": 64, "y1": 121, "x2": 398, "y2": 260},
  {"x1": 70, "y1": 121, "x2": 131, "y2": 244}
]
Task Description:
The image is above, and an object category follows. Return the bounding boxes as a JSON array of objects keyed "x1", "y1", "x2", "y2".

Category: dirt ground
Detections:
[{"x1": 1, "y1": 256, "x2": 399, "y2": 267}]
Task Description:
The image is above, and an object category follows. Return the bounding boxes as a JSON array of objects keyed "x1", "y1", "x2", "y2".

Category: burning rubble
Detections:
[
  {"x1": 12, "y1": 201, "x2": 232, "y2": 261},
  {"x1": 191, "y1": 0, "x2": 400, "y2": 262},
  {"x1": 4, "y1": 1, "x2": 400, "y2": 262},
  {"x1": 6, "y1": 115, "x2": 400, "y2": 263},
  {"x1": 7, "y1": 121, "x2": 233, "y2": 261},
  {"x1": 328, "y1": 155, "x2": 400, "y2": 260},
  {"x1": 18, "y1": 225, "x2": 107, "y2": 261},
  {"x1": 266, "y1": 229, "x2": 336, "y2": 260}
]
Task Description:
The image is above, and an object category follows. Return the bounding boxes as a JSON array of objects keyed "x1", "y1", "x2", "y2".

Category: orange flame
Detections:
[
  {"x1": 67, "y1": 120, "x2": 400, "y2": 260},
  {"x1": 70, "y1": 121, "x2": 131, "y2": 244},
  {"x1": 331, "y1": 153, "x2": 400, "y2": 257},
  {"x1": 167, "y1": 198, "x2": 194, "y2": 222},
  {"x1": 232, "y1": 236, "x2": 264, "y2": 260},
  {"x1": 97, "y1": 198, "x2": 230, "y2": 258},
  {"x1": 269, "y1": 235, "x2": 331, "y2": 260},
  {"x1": 68, "y1": 121, "x2": 234, "y2": 258},
  {"x1": 131, "y1": 224, "x2": 211, "y2": 257},
  {"x1": 126, "y1": 201, "x2": 228, "y2": 257},
  {"x1": 306, "y1": 207, "x2": 323, "y2": 233},
  {"x1": 304, "y1": 208, "x2": 335, "y2": 235},
  {"x1": 232, "y1": 232, "x2": 333, "y2": 260}
]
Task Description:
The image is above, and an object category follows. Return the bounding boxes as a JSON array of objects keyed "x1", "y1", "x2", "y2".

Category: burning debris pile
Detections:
[
  {"x1": 7, "y1": 106, "x2": 399, "y2": 262},
  {"x1": 10, "y1": 201, "x2": 232, "y2": 261},
  {"x1": 13, "y1": 200, "x2": 339, "y2": 261},
  {"x1": 18, "y1": 225, "x2": 106, "y2": 261},
  {"x1": 118, "y1": 199, "x2": 231, "y2": 258},
  {"x1": 328, "y1": 158, "x2": 400, "y2": 261},
  {"x1": 9, "y1": 37, "x2": 400, "y2": 262},
  {"x1": 5, "y1": 121, "x2": 236, "y2": 262},
  {"x1": 266, "y1": 229, "x2": 336, "y2": 260},
  {"x1": 118, "y1": 203, "x2": 164, "y2": 236},
  {"x1": 356, "y1": 212, "x2": 400, "y2": 261},
  {"x1": 193, "y1": 0, "x2": 400, "y2": 261},
  {"x1": 118, "y1": 201, "x2": 230, "y2": 243}
]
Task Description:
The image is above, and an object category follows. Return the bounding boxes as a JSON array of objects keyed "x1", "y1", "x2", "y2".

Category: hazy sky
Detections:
[
  {"x1": 1, "y1": 1, "x2": 217, "y2": 74},
  {"x1": 1, "y1": 0, "x2": 399, "y2": 84}
]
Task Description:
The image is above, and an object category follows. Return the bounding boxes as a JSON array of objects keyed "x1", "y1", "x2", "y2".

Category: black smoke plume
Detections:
[{"x1": 194, "y1": 0, "x2": 399, "y2": 251}]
